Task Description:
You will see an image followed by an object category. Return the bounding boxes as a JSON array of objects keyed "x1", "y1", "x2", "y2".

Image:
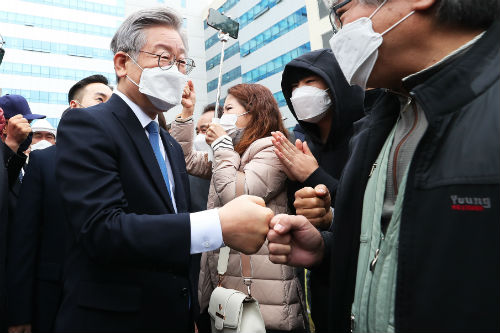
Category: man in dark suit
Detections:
[
  {"x1": 6, "y1": 75, "x2": 112, "y2": 333},
  {"x1": 54, "y1": 7, "x2": 272, "y2": 332}
]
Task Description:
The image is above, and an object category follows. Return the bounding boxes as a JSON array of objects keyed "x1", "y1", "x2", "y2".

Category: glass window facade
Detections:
[
  {"x1": 20, "y1": 0, "x2": 125, "y2": 17},
  {"x1": 206, "y1": 66, "x2": 241, "y2": 93},
  {"x1": 0, "y1": 62, "x2": 116, "y2": 84},
  {"x1": 2, "y1": 87, "x2": 68, "y2": 105},
  {"x1": 273, "y1": 90, "x2": 287, "y2": 107},
  {"x1": 240, "y1": 7, "x2": 306, "y2": 57},
  {"x1": 205, "y1": 0, "x2": 282, "y2": 50},
  {"x1": 3, "y1": 36, "x2": 113, "y2": 60},
  {"x1": 0, "y1": 11, "x2": 116, "y2": 36},
  {"x1": 242, "y1": 42, "x2": 310, "y2": 83},
  {"x1": 238, "y1": 0, "x2": 281, "y2": 29},
  {"x1": 206, "y1": 42, "x2": 240, "y2": 71}
]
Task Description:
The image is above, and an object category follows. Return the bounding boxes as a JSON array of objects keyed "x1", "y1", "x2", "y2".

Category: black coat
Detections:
[
  {"x1": 54, "y1": 94, "x2": 197, "y2": 332},
  {"x1": 7, "y1": 145, "x2": 67, "y2": 331},
  {"x1": 0, "y1": 142, "x2": 27, "y2": 329},
  {"x1": 281, "y1": 48, "x2": 366, "y2": 332},
  {"x1": 318, "y1": 22, "x2": 500, "y2": 332}
]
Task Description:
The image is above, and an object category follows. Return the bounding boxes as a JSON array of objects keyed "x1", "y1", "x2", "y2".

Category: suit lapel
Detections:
[
  {"x1": 110, "y1": 95, "x2": 175, "y2": 213},
  {"x1": 160, "y1": 129, "x2": 188, "y2": 213}
]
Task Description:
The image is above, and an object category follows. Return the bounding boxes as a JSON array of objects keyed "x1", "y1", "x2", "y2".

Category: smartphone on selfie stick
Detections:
[{"x1": 206, "y1": 9, "x2": 239, "y2": 120}]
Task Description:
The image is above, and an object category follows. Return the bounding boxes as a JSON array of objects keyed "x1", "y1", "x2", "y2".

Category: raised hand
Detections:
[
  {"x1": 205, "y1": 122, "x2": 227, "y2": 145},
  {"x1": 219, "y1": 195, "x2": 273, "y2": 254},
  {"x1": 294, "y1": 184, "x2": 333, "y2": 230},
  {"x1": 271, "y1": 131, "x2": 318, "y2": 182},
  {"x1": 267, "y1": 214, "x2": 324, "y2": 268},
  {"x1": 5, "y1": 114, "x2": 31, "y2": 153},
  {"x1": 181, "y1": 80, "x2": 196, "y2": 118}
]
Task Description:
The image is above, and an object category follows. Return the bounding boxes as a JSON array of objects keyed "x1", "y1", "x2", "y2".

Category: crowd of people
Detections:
[{"x1": 0, "y1": 1, "x2": 498, "y2": 332}]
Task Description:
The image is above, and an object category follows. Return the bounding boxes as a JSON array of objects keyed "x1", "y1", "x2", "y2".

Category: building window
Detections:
[
  {"x1": 242, "y1": 43, "x2": 311, "y2": 84},
  {"x1": 205, "y1": 42, "x2": 240, "y2": 71},
  {"x1": 239, "y1": 7, "x2": 307, "y2": 57},
  {"x1": 206, "y1": 66, "x2": 241, "y2": 92}
]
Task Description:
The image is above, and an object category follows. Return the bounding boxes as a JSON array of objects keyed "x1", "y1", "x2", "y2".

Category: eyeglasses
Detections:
[
  {"x1": 139, "y1": 50, "x2": 196, "y2": 75},
  {"x1": 329, "y1": 0, "x2": 352, "y2": 33}
]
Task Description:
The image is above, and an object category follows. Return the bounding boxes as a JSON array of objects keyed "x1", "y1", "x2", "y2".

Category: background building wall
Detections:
[{"x1": 203, "y1": 0, "x2": 311, "y2": 129}]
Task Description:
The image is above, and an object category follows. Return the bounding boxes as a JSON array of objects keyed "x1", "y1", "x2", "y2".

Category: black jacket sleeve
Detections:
[
  {"x1": 2, "y1": 142, "x2": 27, "y2": 189},
  {"x1": 6, "y1": 151, "x2": 44, "y2": 326}
]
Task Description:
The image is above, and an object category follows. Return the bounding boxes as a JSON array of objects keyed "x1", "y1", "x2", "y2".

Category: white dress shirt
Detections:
[{"x1": 114, "y1": 90, "x2": 223, "y2": 254}]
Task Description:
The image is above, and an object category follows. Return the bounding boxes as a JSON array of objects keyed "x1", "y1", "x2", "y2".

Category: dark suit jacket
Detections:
[
  {"x1": 0, "y1": 142, "x2": 27, "y2": 329},
  {"x1": 7, "y1": 145, "x2": 67, "y2": 331},
  {"x1": 54, "y1": 94, "x2": 195, "y2": 332}
]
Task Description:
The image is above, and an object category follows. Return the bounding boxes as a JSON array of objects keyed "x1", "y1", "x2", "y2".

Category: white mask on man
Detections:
[
  {"x1": 126, "y1": 54, "x2": 188, "y2": 111},
  {"x1": 31, "y1": 139, "x2": 53, "y2": 151},
  {"x1": 193, "y1": 133, "x2": 214, "y2": 161},
  {"x1": 329, "y1": 0, "x2": 414, "y2": 89},
  {"x1": 290, "y1": 86, "x2": 332, "y2": 123}
]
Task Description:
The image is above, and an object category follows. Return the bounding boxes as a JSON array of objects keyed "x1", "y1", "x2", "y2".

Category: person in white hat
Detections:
[{"x1": 28, "y1": 119, "x2": 56, "y2": 152}]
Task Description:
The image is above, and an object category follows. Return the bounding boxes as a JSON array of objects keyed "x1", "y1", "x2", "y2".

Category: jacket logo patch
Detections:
[{"x1": 450, "y1": 195, "x2": 491, "y2": 211}]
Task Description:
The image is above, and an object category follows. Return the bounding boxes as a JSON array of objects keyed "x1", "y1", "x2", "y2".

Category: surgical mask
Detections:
[
  {"x1": 219, "y1": 111, "x2": 249, "y2": 136},
  {"x1": 193, "y1": 133, "x2": 214, "y2": 161},
  {"x1": 126, "y1": 54, "x2": 188, "y2": 111},
  {"x1": 329, "y1": 0, "x2": 414, "y2": 89},
  {"x1": 31, "y1": 139, "x2": 53, "y2": 151},
  {"x1": 290, "y1": 86, "x2": 331, "y2": 123}
]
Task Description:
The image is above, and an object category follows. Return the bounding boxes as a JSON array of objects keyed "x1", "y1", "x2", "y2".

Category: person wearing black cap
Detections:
[{"x1": 0, "y1": 97, "x2": 34, "y2": 330}]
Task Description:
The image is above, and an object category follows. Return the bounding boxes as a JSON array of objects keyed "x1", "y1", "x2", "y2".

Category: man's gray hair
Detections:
[
  {"x1": 110, "y1": 6, "x2": 188, "y2": 59},
  {"x1": 355, "y1": 0, "x2": 499, "y2": 29}
]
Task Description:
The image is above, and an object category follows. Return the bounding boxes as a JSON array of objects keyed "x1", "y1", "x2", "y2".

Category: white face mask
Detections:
[
  {"x1": 219, "y1": 111, "x2": 249, "y2": 136},
  {"x1": 31, "y1": 139, "x2": 53, "y2": 151},
  {"x1": 290, "y1": 86, "x2": 332, "y2": 123},
  {"x1": 329, "y1": 0, "x2": 414, "y2": 89},
  {"x1": 193, "y1": 133, "x2": 214, "y2": 161},
  {"x1": 126, "y1": 54, "x2": 188, "y2": 111}
]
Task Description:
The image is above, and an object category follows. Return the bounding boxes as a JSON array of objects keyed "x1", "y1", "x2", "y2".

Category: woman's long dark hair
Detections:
[{"x1": 227, "y1": 83, "x2": 288, "y2": 155}]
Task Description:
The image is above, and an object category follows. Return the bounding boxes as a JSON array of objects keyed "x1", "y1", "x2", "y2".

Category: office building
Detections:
[
  {"x1": 0, "y1": 0, "x2": 126, "y2": 127},
  {"x1": 0, "y1": 0, "x2": 212, "y2": 127},
  {"x1": 203, "y1": 0, "x2": 312, "y2": 128}
]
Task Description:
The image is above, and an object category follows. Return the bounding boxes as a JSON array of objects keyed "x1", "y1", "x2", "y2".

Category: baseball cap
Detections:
[{"x1": 0, "y1": 94, "x2": 46, "y2": 120}]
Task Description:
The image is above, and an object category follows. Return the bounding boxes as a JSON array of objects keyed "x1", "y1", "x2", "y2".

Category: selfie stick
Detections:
[{"x1": 213, "y1": 31, "x2": 229, "y2": 120}]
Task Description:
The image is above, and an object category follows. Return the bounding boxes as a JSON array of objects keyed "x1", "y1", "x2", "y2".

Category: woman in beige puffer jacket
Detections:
[{"x1": 171, "y1": 84, "x2": 306, "y2": 332}]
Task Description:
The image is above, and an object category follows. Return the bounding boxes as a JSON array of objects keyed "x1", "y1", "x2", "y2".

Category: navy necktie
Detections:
[{"x1": 145, "y1": 121, "x2": 173, "y2": 200}]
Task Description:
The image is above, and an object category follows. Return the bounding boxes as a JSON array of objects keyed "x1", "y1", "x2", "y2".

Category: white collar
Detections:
[{"x1": 114, "y1": 89, "x2": 158, "y2": 129}]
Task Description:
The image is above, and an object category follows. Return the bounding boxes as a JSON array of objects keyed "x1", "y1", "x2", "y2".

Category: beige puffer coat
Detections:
[{"x1": 171, "y1": 118, "x2": 306, "y2": 331}]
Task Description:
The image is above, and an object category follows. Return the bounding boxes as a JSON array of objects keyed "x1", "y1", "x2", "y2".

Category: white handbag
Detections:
[{"x1": 207, "y1": 172, "x2": 266, "y2": 333}]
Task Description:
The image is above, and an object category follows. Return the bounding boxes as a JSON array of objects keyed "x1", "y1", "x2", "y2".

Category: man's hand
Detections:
[
  {"x1": 219, "y1": 195, "x2": 273, "y2": 254},
  {"x1": 294, "y1": 184, "x2": 332, "y2": 230},
  {"x1": 205, "y1": 123, "x2": 227, "y2": 145},
  {"x1": 5, "y1": 114, "x2": 31, "y2": 153},
  {"x1": 267, "y1": 214, "x2": 324, "y2": 268},
  {"x1": 180, "y1": 80, "x2": 196, "y2": 118},
  {"x1": 8, "y1": 324, "x2": 32, "y2": 333},
  {"x1": 271, "y1": 131, "x2": 318, "y2": 182}
]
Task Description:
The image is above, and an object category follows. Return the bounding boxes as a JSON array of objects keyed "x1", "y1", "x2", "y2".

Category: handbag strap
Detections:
[{"x1": 217, "y1": 172, "x2": 254, "y2": 296}]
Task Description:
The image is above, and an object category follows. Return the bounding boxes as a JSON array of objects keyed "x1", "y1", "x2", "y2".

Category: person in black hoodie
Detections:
[
  {"x1": 274, "y1": 48, "x2": 365, "y2": 218},
  {"x1": 272, "y1": 48, "x2": 365, "y2": 332}
]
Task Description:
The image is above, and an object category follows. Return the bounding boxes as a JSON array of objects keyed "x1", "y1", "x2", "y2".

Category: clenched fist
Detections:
[
  {"x1": 5, "y1": 114, "x2": 31, "y2": 153},
  {"x1": 219, "y1": 195, "x2": 273, "y2": 254}
]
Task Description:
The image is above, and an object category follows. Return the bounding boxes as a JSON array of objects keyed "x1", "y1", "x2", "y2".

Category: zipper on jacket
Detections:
[
  {"x1": 392, "y1": 100, "x2": 418, "y2": 196},
  {"x1": 370, "y1": 234, "x2": 385, "y2": 272},
  {"x1": 369, "y1": 162, "x2": 377, "y2": 177},
  {"x1": 351, "y1": 313, "x2": 356, "y2": 332}
]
